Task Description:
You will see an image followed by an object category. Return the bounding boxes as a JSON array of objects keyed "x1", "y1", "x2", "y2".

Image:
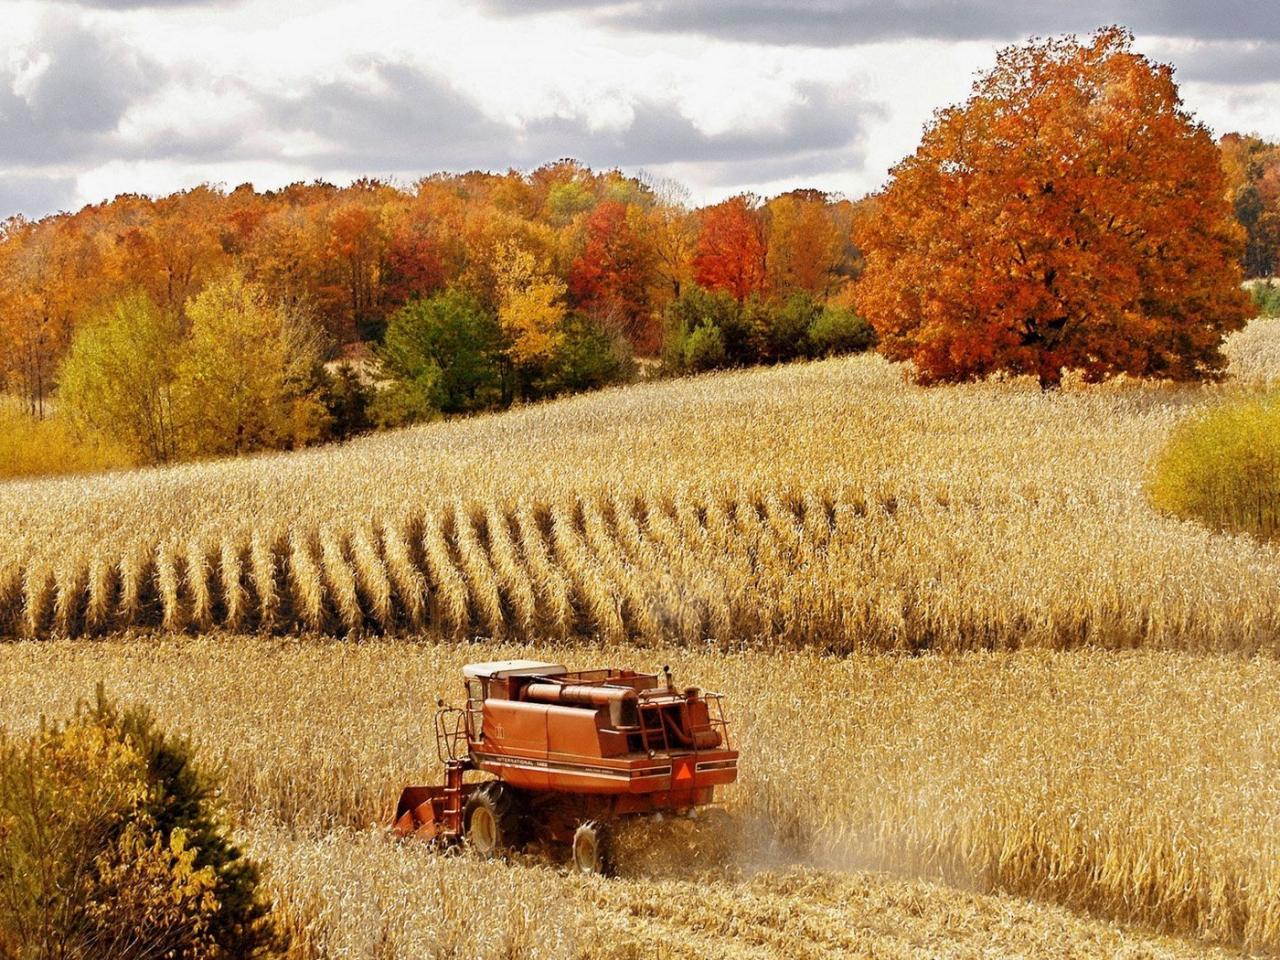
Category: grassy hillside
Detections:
[{"x1": 4, "y1": 340, "x2": 1280, "y2": 650}]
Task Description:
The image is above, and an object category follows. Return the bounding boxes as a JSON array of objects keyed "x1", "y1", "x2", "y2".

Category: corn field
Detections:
[
  {"x1": 0, "y1": 637, "x2": 1264, "y2": 958},
  {"x1": 1223, "y1": 316, "x2": 1280, "y2": 386},
  {"x1": 4, "y1": 349, "x2": 1280, "y2": 650},
  {"x1": 5, "y1": 331, "x2": 1280, "y2": 956}
]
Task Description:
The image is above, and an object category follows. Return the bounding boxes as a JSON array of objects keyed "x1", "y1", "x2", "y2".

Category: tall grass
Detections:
[{"x1": 0, "y1": 405, "x2": 131, "y2": 481}]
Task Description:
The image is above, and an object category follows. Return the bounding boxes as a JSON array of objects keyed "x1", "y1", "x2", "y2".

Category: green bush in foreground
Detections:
[
  {"x1": 1150, "y1": 392, "x2": 1280, "y2": 542},
  {"x1": 0, "y1": 687, "x2": 280, "y2": 960}
]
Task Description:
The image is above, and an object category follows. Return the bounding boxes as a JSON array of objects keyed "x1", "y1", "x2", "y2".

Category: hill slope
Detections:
[{"x1": 4, "y1": 352, "x2": 1280, "y2": 650}]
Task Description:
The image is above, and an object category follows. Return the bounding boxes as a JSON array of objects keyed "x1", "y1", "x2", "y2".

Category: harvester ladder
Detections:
[
  {"x1": 465, "y1": 694, "x2": 484, "y2": 744},
  {"x1": 637, "y1": 700, "x2": 671, "y2": 756},
  {"x1": 435, "y1": 706, "x2": 468, "y2": 764},
  {"x1": 441, "y1": 760, "x2": 466, "y2": 832}
]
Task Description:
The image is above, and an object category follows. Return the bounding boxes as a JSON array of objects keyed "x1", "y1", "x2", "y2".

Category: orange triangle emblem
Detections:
[{"x1": 674, "y1": 760, "x2": 694, "y2": 782}]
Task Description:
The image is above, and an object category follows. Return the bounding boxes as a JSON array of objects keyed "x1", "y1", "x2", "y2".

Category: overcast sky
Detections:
[{"x1": 1, "y1": 0, "x2": 1277, "y2": 220}]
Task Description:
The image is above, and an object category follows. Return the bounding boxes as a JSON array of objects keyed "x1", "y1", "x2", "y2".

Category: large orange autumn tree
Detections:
[{"x1": 855, "y1": 27, "x2": 1252, "y2": 388}]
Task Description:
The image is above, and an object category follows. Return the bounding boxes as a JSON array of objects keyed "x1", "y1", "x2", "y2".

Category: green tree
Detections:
[
  {"x1": 531, "y1": 313, "x2": 635, "y2": 397},
  {"x1": 57, "y1": 293, "x2": 182, "y2": 465},
  {"x1": 682, "y1": 323, "x2": 727, "y2": 372},
  {"x1": 175, "y1": 274, "x2": 330, "y2": 457},
  {"x1": 748, "y1": 292, "x2": 819, "y2": 363},
  {"x1": 1250, "y1": 280, "x2": 1280, "y2": 317},
  {"x1": 319, "y1": 363, "x2": 374, "y2": 439},
  {"x1": 807, "y1": 306, "x2": 877, "y2": 357},
  {"x1": 662, "y1": 285, "x2": 742, "y2": 372},
  {"x1": 376, "y1": 288, "x2": 505, "y2": 423}
]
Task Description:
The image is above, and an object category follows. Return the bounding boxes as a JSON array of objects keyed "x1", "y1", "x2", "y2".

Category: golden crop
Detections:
[
  {"x1": 1223, "y1": 316, "x2": 1280, "y2": 386},
  {"x1": 4, "y1": 348, "x2": 1280, "y2": 651},
  {"x1": 0, "y1": 637, "x2": 1263, "y2": 958}
]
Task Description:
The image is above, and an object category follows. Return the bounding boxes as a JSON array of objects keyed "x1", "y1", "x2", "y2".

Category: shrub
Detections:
[
  {"x1": 682, "y1": 323, "x2": 727, "y2": 372},
  {"x1": 748, "y1": 292, "x2": 819, "y2": 363},
  {"x1": 0, "y1": 407, "x2": 132, "y2": 481},
  {"x1": 1149, "y1": 392, "x2": 1280, "y2": 542},
  {"x1": 808, "y1": 306, "x2": 877, "y2": 357},
  {"x1": 0, "y1": 687, "x2": 281, "y2": 959},
  {"x1": 532, "y1": 313, "x2": 636, "y2": 397},
  {"x1": 1251, "y1": 280, "x2": 1280, "y2": 318},
  {"x1": 369, "y1": 377, "x2": 441, "y2": 430},
  {"x1": 378, "y1": 288, "x2": 505, "y2": 417}
]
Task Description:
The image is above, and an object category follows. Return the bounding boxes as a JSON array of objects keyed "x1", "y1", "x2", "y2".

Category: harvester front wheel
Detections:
[
  {"x1": 571, "y1": 820, "x2": 614, "y2": 876},
  {"x1": 464, "y1": 782, "x2": 524, "y2": 858}
]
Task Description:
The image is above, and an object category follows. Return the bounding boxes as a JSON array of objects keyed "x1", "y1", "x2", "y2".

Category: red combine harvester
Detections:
[{"x1": 392, "y1": 660, "x2": 738, "y2": 874}]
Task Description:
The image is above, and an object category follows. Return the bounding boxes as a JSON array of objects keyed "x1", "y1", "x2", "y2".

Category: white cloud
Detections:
[{"x1": 0, "y1": 0, "x2": 1276, "y2": 221}]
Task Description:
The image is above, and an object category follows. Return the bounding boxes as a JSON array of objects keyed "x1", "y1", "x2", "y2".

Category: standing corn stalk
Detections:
[
  {"x1": 512, "y1": 500, "x2": 574, "y2": 638},
  {"x1": 382, "y1": 517, "x2": 427, "y2": 630},
  {"x1": 421, "y1": 508, "x2": 470, "y2": 637},
  {"x1": 320, "y1": 528, "x2": 363, "y2": 634},
  {"x1": 484, "y1": 501, "x2": 539, "y2": 636},
  {"x1": 250, "y1": 528, "x2": 282, "y2": 630},
  {"x1": 451, "y1": 501, "x2": 505, "y2": 638},
  {"x1": 350, "y1": 523, "x2": 394, "y2": 632},
  {"x1": 288, "y1": 527, "x2": 326, "y2": 632}
]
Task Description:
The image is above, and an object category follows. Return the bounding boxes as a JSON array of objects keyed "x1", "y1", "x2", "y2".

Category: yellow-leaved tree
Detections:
[
  {"x1": 493, "y1": 239, "x2": 566, "y2": 366},
  {"x1": 58, "y1": 292, "x2": 183, "y2": 465},
  {"x1": 175, "y1": 273, "x2": 330, "y2": 456}
]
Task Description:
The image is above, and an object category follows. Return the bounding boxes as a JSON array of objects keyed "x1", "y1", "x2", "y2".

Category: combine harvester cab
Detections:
[{"x1": 392, "y1": 660, "x2": 738, "y2": 874}]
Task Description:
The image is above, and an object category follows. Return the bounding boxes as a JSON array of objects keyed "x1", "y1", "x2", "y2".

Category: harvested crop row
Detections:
[
  {"x1": 5, "y1": 483, "x2": 1280, "y2": 652},
  {"x1": 249, "y1": 825, "x2": 1233, "y2": 960}
]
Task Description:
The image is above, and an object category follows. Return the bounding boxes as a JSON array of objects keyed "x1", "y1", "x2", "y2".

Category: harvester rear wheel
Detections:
[
  {"x1": 464, "y1": 781, "x2": 524, "y2": 858},
  {"x1": 571, "y1": 820, "x2": 614, "y2": 876}
]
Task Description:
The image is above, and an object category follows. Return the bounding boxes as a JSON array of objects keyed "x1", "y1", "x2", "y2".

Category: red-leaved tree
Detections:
[
  {"x1": 693, "y1": 196, "x2": 767, "y2": 302},
  {"x1": 855, "y1": 27, "x2": 1252, "y2": 387},
  {"x1": 568, "y1": 200, "x2": 658, "y2": 350}
]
